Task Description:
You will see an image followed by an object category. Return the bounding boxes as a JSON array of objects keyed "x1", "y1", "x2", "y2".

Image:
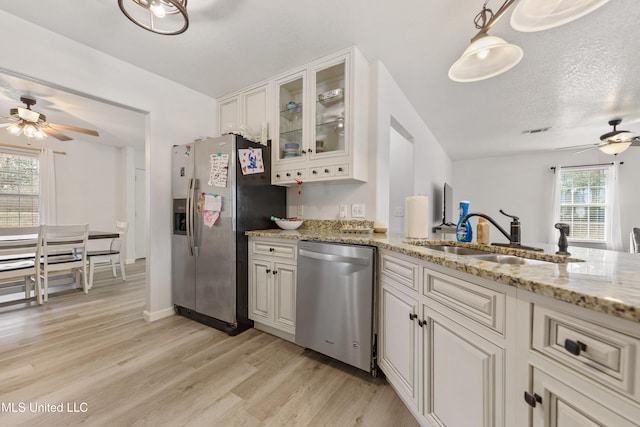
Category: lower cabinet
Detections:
[
  {"x1": 424, "y1": 307, "x2": 505, "y2": 427},
  {"x1": 379, "y1": 279, "x2": 420, "y2": 409},
  {"x1": 378, "y1": 250, "x2": 513, "y2": 427},
  {"x1": 529, "y1": 367, "x2": 637, "y2": 427},
  {"x1": 248, "y1": 237, "x2": 297, "y2": 340}
]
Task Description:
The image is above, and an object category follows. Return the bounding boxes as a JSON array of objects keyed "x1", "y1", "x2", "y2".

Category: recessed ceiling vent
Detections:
[{"x1": 521, "y1": 127, "x2": 551, "y2": 135}]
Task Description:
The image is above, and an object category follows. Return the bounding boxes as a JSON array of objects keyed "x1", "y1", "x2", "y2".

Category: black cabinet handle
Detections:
[
  {"x1": 272, "y1": 270, "x2": 278, "y2": 275},
  {"x1": 269, "y1": 247, "x2": 275, "y2": 252},
  {"x1": 265, "y1": 269, "x2": 271, "y2": 273},
  {"x1": 524, "y1": 391, "x2": 542, "y2": 408},
  {"x1": 338, "y1": 167, "x2": 343, "y2": 172},
  {"x1": 300, "y1": 149, "x2": 306, "y2": 154},
  {"x1": 312, "y1": 170, "x2": 318, "y2": 175},
  {"x1": 286, "y1": 173, "x2": 291, "y2": 177},
  {"x1": 564, "y1": 339, "x2": 586, "y2": 356},
  {"x1": 409, "y1": 313, "x2": 418, "y2": 321},
  {"x1": 324, "y1": 169, "x2": 330, "y2": 173},
  {"x1": 418, "y1": 319, "x2": 426, "y2": 327},
  {"x1": 297, "y1": 172, "x2": 302, "y2": 176},
  {"x1": 276, "y1": 174, "x2": 281, "y2": 178}
]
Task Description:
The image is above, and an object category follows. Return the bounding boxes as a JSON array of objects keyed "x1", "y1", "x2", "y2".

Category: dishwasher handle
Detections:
[{"x1": 299, "y1": 248, "x2": 371, "y2": 265}]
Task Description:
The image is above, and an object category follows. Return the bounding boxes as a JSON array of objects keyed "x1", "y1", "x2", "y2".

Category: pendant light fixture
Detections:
[
  {"x1": 118, "y1": 0, "x2": 189, "y2": 35},
  {"x1": 449, "y1": 0, "x2": 522, "y2": 83},
  {"x1": 449, "y1": 0, "x2": 610, "y2": 82}
]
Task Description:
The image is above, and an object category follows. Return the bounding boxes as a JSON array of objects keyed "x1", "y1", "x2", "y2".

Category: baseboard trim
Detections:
[{"x1": 143, "y1": 307, "x2": 175, "y2": 322}]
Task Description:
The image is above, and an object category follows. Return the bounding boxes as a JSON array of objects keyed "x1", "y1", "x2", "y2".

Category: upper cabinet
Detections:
[
  {"x1": 273, "y1": 47, "x2": 369, "y2": 185},
  {"x1": 216, "y1": 46, "x2": 369, "y2": 185},
  {"x1": 216, "y1": 82, "x2": 271, "y2": 143}
]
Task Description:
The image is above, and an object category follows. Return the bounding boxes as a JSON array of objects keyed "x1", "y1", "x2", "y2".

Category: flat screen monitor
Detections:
[{"x1": 442, "y1": 182, "x2": 454, "y2": 226}]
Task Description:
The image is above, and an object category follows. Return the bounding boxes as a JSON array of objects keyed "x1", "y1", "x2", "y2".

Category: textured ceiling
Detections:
[{"x1": 0, "y1": 0, "x2": 638, "y2": 160}]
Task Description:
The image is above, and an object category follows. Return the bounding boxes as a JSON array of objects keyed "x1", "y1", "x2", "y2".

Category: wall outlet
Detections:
[
  {"x1": 339, "y1": 204, "x2": 348, "y2": 219},
  {"x1": 297, "y1": 205, "x2": 304, "y2": 217},
  {"x1": 352, "y1": 203, "x2": 365, "y2": 218}
]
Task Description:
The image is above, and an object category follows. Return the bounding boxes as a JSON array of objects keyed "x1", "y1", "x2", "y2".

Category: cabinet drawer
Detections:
[
  {"x1": 274, "y1": 168, "x2": 305, "y2": 184},
  {"x1": 251, "y1": 239, "x2": 297, "y2": 259},
  {"x1": 532, "y1": 305, "x2": 640, "y2": 399},
  {"x1": 379, "y1": 252, "x2": 418, "y2": 291},
  {"x1": 423, "y1": 268, "x2": 505, "y2": 334}
]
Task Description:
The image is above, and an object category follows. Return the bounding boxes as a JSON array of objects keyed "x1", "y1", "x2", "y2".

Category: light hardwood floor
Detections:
[{"x1": 0, "y1": 260, "x2": 418, "y2": 427}]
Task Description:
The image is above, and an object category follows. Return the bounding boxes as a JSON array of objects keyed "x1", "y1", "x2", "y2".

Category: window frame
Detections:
[
  {"x1": 0, "y1": 148, "x2": 40, "y2": 227},
  {"x1": 558, "y1": 165, "x2": 611, "y2": 244}
]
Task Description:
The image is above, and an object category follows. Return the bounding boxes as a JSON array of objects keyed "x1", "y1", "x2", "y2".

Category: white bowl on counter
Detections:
[{"x1": 275, "y1": 219, "x2": 304, "y2": 230}]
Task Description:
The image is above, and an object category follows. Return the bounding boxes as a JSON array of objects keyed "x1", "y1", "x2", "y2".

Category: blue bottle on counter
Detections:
[{"x1": 456, "y1": 200, "x2": 473, "y2": 242}]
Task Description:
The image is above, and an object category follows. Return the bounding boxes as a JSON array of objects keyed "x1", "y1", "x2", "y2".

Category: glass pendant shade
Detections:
[
  {"x1": 448, "y1": 35, "x2": 524, "y2": 82},
  {"x1": 7, "y1": 123, "x2": 22, "y2": 136},
  {"x1": 511, "y1": 0, "x2": 610, "y2": 32},
  {"x1": 599, "y1": 141, "x2": 631, "y2": 155},
  {"x1": 22, "y1": 123, "x2": 39, "y2": 138},
  {"x1": 118, "y1": 0, "x2": 189, "y2": 35}
]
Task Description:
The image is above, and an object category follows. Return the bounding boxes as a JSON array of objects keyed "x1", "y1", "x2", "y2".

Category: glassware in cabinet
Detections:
[
  {"x1": 313, "y1": 60, "x2": 346, "y2": 157},
  {"x1": 276, "y1": 73, "x2": 305, "y2": 162}
]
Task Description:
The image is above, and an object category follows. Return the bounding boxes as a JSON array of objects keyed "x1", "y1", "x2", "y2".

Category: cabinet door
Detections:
[
  {"x1": 274, "y1": 71, "x2": 306, "y2": 164},
  {"x1": 530, "y1": 368, "x2": 637, "y2": 427},
  {"x1": 273, "y1": 261, "x2": 296, "y2": 333},
  {"x1": 379, "y1": 282, "x2": 420, "y2": 409},
  {"x1": 242, "y1": 83, "x2": 270, "y2": 143},
  {"x1": 424, "y1": 308, "x2": 505, "y2": 427},
  {"x1": 218, "y1": 95, "x2": 240, "y2": 136},
  {"x1": 310, "y1": 56, "x2": 348, "y2": 160},
  {"x1": 249, "y1": 258, "x2": 272, "y2": 324}
]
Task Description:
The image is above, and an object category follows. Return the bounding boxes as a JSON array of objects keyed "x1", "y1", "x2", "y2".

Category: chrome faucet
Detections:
[{"x1": 461, "y1": 209, "x2": 543, "y2": 251}]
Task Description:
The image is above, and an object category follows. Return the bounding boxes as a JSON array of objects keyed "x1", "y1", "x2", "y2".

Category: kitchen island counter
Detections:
[{"x1": 246, "y1": 226, "x2": 640, "y2": 323}]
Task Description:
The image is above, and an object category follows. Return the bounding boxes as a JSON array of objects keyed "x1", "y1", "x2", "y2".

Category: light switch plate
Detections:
[
  {"x1": 393, "y1": 207, "x2": 405, "y2": 217},
  {"x1": 297, "y1": 205, "x2": 304, "y2": 217},
  {"x1": 339, "y1": 204, "x2": 348, "y2": 219},
  {"x1": 352, "y1": 203, "x2": 365, "y2": 218}
]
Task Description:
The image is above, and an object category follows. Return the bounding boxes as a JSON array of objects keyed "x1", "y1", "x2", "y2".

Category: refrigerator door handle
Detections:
[{"x1": 186, "y1": 178, "x2": 195, "y2": 256}]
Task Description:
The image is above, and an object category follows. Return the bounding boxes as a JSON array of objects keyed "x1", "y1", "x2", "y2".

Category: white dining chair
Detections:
[
  {"x1": 86, "y1": 221, "x2": 127, "y2": 289},
  {"x1": 0, "y1": 226, "x2": 43, "y2": 303},
  {"x1": 37, "y1": 224, "x2": 89, "y2": 302}
]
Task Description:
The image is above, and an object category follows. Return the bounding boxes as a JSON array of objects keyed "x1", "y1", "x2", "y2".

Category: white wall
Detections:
[
  {"x1": 0, "y1": 11, "x2": 217, "y2": 320},
  {"x1": 373, "y1": 61, "x2": 452, "y2": 231},
  {"x1": 453, "y1": 147, "x2": 639, "y2": 251}
]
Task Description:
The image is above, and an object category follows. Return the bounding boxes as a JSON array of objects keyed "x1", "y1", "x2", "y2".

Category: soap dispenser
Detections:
[{"x1": 456, "y1": 201, "x2": 473, "y2": 242}]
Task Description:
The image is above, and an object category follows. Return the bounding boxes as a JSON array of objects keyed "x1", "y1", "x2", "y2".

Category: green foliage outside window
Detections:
[
  {"x1": 559, "y1": 168, "x2": 607, "y2": 241},
  {"x1": 0, "y1": 152, "x2": 40, "y2": 227}
]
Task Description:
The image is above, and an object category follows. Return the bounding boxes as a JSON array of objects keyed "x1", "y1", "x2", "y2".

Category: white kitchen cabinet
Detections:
[
  {"x1": 423, "y1": 305, "x2": 505, "y2": 427},
  {"x1": 378, "y1": 249, "x2": 516, "y2": 427},
  {"x1": 379, "y1": 277, "x2": 421, "y2": 410},
  {"x1": 518, "y1": 293, "x2": 640, "y2": 427},
  {"x1": 216, "y1": 81, "x2": 271, "y2": 142},
  {"x1": 248, "y1": 237, "x2": 297, "y2": 340},
  {"x1": 272, "y1": 46, "x2": 369, "y2": 185}
]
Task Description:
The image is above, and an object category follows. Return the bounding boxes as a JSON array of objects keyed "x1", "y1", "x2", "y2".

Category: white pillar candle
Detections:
[{"x1": 405, "y1": 196, "x2": 429, "y2": 238}]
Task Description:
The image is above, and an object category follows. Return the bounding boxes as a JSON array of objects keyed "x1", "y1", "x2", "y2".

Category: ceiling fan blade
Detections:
[
  {"x1": 0, "y1": 123, "x2": 13, "y2": 128},
  {"x1": 47, "y1": 122, "x2": 99, "y2": 137},
  {"x1": 42, "y1": 127, "x2": 73, "y2": 141},
  {"x1": 554, "y1": 143, "x2": 597, "y2": 151},
  {"x1": 572, "y1": 146, "x2": 598, "y2": 155}
]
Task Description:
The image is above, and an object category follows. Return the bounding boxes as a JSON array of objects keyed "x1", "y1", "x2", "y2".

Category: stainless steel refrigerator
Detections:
[{"x1": 171, "y1": 135, "x2": 286, "y2": 335}]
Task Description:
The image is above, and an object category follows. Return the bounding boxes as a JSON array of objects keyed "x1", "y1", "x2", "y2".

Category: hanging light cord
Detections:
[{"x1": 470, "y1": 0, "x2": 517, "y2": 41}]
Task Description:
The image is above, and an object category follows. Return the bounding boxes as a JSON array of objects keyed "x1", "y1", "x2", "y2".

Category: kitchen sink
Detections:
[
  {"x1": 469, "y1": 254, "x2": 553, "y2": 265},
  {"x1": 421, "y1": 245, "x2": 492, "y2": 256}
]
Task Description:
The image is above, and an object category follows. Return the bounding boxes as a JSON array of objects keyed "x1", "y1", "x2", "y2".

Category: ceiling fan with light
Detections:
[
  {"x1": 0, "y1": 96, "x2": 99, "y2": 142},
  {"x1": 558, "y1": 118, "x2": 640, "y2": 155}
]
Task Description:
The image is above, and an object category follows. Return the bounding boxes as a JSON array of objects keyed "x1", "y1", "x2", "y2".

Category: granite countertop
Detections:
[{"x1": 247, "y1": 220, "x2": 640, "y2": 323}]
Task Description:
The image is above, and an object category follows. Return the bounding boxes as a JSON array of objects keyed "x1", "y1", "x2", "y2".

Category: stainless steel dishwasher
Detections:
[{"x1": 295, "y1": 240, "x2": 376, "y2": 374}]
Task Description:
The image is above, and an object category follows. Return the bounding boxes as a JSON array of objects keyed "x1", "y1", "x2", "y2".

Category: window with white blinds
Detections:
[
  {"x1": 0, "y1": 151, "x2": 39, "y2": 227},
  {"x1": 559, "y1": 166, "x2": 608, "y2": 242}
]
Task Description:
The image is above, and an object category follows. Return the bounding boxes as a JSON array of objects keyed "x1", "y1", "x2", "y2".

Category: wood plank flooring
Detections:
[{"x1": 0, "y1": 260, "x2": 418, "y2": 427}]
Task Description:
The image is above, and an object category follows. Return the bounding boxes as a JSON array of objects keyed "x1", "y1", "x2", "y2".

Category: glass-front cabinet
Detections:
[
  {"x1": 271, "y1": 46, "x2": 368, "y2": 184},
  {"x1": 312, "y1": 59, "x2": 347, "y2": 159},
  {"x1": 275, "y1": 72, "x2": 306, "y2": 162}
]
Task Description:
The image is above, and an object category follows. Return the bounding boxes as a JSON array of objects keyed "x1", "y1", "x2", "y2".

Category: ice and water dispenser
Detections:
[{"x1": 173, "y1": 199, "x2": 187, "y2": 235}]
